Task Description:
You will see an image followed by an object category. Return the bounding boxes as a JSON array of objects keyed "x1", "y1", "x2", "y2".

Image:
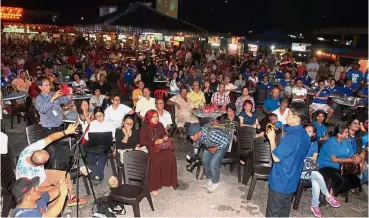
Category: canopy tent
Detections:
[{"x1": 99, "y1": 3, "x2": 206, "y2": 33}]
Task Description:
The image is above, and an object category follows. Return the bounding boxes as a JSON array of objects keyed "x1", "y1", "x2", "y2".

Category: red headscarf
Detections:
[{"x1": 144, "y1": 109, "x2": 160, "y2": 128}]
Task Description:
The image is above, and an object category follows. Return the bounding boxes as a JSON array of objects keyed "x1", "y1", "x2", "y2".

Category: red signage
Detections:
[{"x1": 1, "y1": 7, "x2": 23, "y2": 21}]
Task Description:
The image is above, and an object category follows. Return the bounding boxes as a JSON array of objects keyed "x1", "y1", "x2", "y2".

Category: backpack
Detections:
[{"x1": 92, "y1": 196, "x2": 125, "y2": 218}]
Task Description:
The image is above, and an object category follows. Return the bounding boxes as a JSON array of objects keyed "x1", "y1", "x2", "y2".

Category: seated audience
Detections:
[
  {"x1": 167, "y1": 72, "x2": 181, "y2": 92},
  {"x1": 72, "y1": 73, "x2": 87, "y2": 89},
  {"x1": 234, "y1": 74, "x2": 246, "y2": 88},
  {"x1": 339, "y1": 79, "x2": 353, "y2": 96},
  {"x1": 89, "y1": 88, "x2": 107, "y2": 111},
  {"x1": 216, "y1": 103, "x2": 240, "y2": 126},
  {"x1": 291, "y1": 79, "x2": 307, "y2": 105},
  {"x1": 132, "y1": 80, "x2": 144, "y2": 108},
  {"x1": 248, "y1": 70, "x2": 259, "y2": 87},
  {"x1": 235, "y1": 86, "x2": 255, "y2": 114},
  {"x1": 93, "y1": 74, "x2": 111, "y2": 96},
  {"x1": 312, "y1": 110, "x2": 329, "y2": 142},
  {"x1": 211, "y1": 83, "x2": 231, "y2": 107},
  {"x1": 76, "y1": 100, "x2": 94, "y2": 133},
  {"x1": 209, "y1": 73, "x2": 219, "y2": 92},
  {"x1": 139, "y1": 110, "x2": 178, "y2": 195},
  {"x1": 16, "y1": 123, "x2": 87, "y2": 207},
  {"x1": 309, "y1": 80, "x2": 334, "y2": 123},
  {"x1": 223, "y1": 75, "x2": 238, "y2": 94},
  {"x1": 105, "y1": 93, "x2": 134, "y2": 129},
  {"x1": 258, "y1": 75, "x2": 273, "y2": 91},
  {"x1": 301, "y1": 124, "x2": 340, "y2": 217},
  {"x1": 203, "y1": 80, "x2": 214, "y2": 105},
  {"x1": 156, "y1": 98, "x2": 172, "y2": 131},
  {"x1": 12, "y1": 70, "x2": 31, "y2": 92},
  {"x1": 278, "y1": 72, "x2": 291, "y2": 90},
  {"x1": 84, "y1": 107, "x2": 115, "y2": 185},
  {"x1": 239, "y1": 100, "x2": 260, "y2": 128},
  {"x1": 135, "y1": 87, "x2": 156, "y2": 120},
  {"x1": 284, "y1": 78, "x2": 296, "y2": 99},
  {"x1": 299, "y1": 71, "x2": 312, "y2": 86},
  {"x1": 263, "y1": 87, "x2": 280, "y2": 114},
  {"x1": 272, "y1": 98, "x2": 289, "y2": 125},
  {"x1": 187, "y1": 81, "x2": 206, "y2": 109},
  {"x1": 167, "y1": 87, "x2": 199, "y2": 141}
]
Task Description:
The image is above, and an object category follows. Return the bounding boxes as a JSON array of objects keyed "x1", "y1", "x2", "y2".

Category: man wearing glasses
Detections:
[{"x1": 105, "y1": 93, "x2": 134, "y2": 129}]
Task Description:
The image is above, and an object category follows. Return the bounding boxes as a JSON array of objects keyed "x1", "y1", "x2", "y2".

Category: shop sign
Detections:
[{"x1": 1, "y1": 7, "x2": 23, "y2": 20}]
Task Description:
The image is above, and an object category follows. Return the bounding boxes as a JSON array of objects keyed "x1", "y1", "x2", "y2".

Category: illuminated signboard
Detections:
[{"x1": 1, "y1": 7, "x2": 23, "y2": 21}]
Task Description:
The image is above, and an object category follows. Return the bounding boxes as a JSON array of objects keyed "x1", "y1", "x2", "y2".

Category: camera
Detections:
[{"x1": 185, "y1": 155, "x2": 202, "y2": 172}]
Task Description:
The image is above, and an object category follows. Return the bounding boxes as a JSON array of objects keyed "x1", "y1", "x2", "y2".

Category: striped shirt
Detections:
[{"x1": 194, "y1": 127, "x2": 230, "y2": 150}]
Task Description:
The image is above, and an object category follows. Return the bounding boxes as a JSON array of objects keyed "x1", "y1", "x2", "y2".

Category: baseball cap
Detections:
[
  {"x1": 187, "y1": 123, "x2": 201, "y2": 136},
  {"x1": 11, "y1": 177, "x2": 40, "y2": 202}
]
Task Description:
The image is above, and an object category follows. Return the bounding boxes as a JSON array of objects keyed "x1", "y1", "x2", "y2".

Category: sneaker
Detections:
[
  {"x1": 311, "y1": 206, "x2": 322, "y2": 217},
  {"x1": 202, "y1": 179, "x2": 212, "y2": 189},
  {"x1": 207, "y1": 182, "x2": 219, "y2": 193},
  {"x1": 326, "y1": 196, "x2": 340, "y2": 208},
  {"x1": 67, "y1": 197, "x2": 88, "y2": 207}
]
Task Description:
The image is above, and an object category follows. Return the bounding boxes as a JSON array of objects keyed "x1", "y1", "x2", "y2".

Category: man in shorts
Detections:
[{"x1": 309, "y1": 80, "x2": 334, "y2": 123}]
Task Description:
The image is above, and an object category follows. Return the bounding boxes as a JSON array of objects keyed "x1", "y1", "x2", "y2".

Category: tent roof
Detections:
[{"x1": 100, "y1": 3, "x2": 206, "y2": 33}]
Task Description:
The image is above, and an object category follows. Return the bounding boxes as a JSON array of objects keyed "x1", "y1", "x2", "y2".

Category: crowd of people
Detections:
[{"x1": 1, "y1": 39, "x2": 368, "y2": 217}]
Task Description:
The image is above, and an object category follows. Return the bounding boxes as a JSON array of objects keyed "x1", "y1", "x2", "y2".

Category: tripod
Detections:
[{"x1": 65, "y1": 134, "x2": 97, "y2": 217}]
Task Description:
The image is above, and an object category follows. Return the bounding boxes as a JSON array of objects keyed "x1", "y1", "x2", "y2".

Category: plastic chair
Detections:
[
  {"x1": 246, "y1": 137, "x2": 273, "y2": 200},
  {"x1": 220, "y1": 128, "x2": 242, "y2": 182},
  {"x1": 293, "y1": 178, "x2": 326, "y2": 210},
  {"x1": 1, "y1": 148, "x2": 17, "y2": 217},
  {"x1": 25, "y1": 124, "x2": 44, "y2": 145},
  {"x1": 153, "y1": 90, "x2": 168, "y2": 99},
  {"x1": 238, "y1": 126, "x2": 256, "y2": 185},
  {"x1": 110, "y1": 151, "x2": 154, "y2": 217},
  {"x1": 255, "y1": 87, "x2": 267, "y2": 106}
]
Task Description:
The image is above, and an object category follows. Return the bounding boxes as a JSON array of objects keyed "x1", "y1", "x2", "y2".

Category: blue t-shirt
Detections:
[
  {"x1": 312, "y1": 121, "x2": 326, "y2": 140},
  {"x1": 326, "y1": 85, "x2": 340, "y2": 95},
  {"x1": 312, "y1": 88, "x2": 330, "y2": 104},
  {"x1": 360, "y1": 87, "x2": 368, "y2": 96},
  {"x1": 299, "y1": 76, "x2": 312, "y2": 86},
  {"x1": 306, "y1": 141, "x2": 318, "y2": 158},
  {"x1": 269, "y1": 125, "x2": 310, "y2": 193},
  {"x1": 279, "y1": 79, "x2": 290, "y2": 87},
  {"x1": 241, "y1": 72, "x2": 250, "y2": 81},
  {"x1": 85, "y1": 67, "x2": 94, "y2": 79},
  {"x1": 361, "y1": 134, "x2": 368, "y2": 147},
  {"x1": 275, "y1": 71, "x2": 285, "y2": 80},
  {"x1": 258, "y1": 71, "x2": 268, "y2": 81},
  {"x1": 347, "y1": 69, "x2": 363, "y2": 89},
  {"x1": 263, "y1": 97, "x2": 280, "y2": 112},
  {"x1": 349, "y1": 135, "x2": 358, "y2": 154},
  {"x1": 318, "y1": 137, "x2": 354, "y2": 169},
  {"x1": 339, "y1": 86, "x2": 353, "y2": 96},
  {"x1": 239, "y1": 111, "x2": 257, "y2": 125},
  {"x1": 124, "y1": 69, "x2": 134, "y2": 84},
  {"x1": 258, "y1": 82, "x2": 273, "y2": 91},
  {"x1": 14, "y1": 193, "x2": 50, "y2": 217},
  {"x1": 168, "y1": 71, "x2": 175, "y2": 78}
]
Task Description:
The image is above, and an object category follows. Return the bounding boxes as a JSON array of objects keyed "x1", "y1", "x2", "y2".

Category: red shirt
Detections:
[{"x1": 68, "y1": 56, "x2": 76, "y2": 66}]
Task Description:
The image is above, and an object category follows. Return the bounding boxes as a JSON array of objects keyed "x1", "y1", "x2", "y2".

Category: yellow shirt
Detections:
[
  {"x1": 187, "y1": 90, "x2": 206, "y2": 109},
  {"x1": 132, "y1": 88, "x2": 143, "y2": 107}
]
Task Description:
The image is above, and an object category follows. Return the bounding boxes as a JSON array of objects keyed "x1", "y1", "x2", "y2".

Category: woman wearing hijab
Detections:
[{"x1": 139, "y1": 109, "x2": 178, "y2": 195}]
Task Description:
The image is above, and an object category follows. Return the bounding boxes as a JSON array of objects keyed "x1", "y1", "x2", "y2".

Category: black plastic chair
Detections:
[
  {"x1": 246, "y1": 137, "x2": 273, "y2": 200},
  {"x1": 110, "y1": 151, "x2": 154, "y2": 217},
  {"x1": 293, "y1": 178, "x2": 326, "y2": 210},
  {"x1": 1, "y1": 147, "x2": 17, "y2": 217},
  {"x1": 238, "y1": 126, "x2": 256, "y2": 185},
  {"x1": 255, "y1": 87, "x2": 268, "y2": 106},
  {"x1": 220, "y1": 128, "x2": 242, "y2": 182},
  {"x1": 25, "y1": 124, "x2": 44, "y2": 145}
]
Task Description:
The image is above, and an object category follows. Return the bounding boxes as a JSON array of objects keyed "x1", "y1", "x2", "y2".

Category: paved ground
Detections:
[{"x1": 4, "y1": 113, "x2": 368, "y2": 217}]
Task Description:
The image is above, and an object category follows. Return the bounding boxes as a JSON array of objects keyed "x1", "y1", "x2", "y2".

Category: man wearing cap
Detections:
[
  {"x1": 16, "y1": 123, "x2": 88, "y2": 207},
  {"x1": 12, "y1": 177, "x2": 67, "y2": 217},
  {"x1": 188, "y1": 123, "x2": 230, "y2": 192}
]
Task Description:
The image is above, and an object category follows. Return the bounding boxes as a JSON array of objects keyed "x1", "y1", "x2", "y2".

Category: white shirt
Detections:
[
  {"x1": 272, "y1": 108, "x2": 290, "y2": 125},
  {"x1": 0, "y1": 132, "x2": 8, "y2": 154},
  {"x1": 105, "y1": 104, "x2": 133, "y2": 129},
  {"x1": 157, "y1": 109, "x2": 172, "y2": 128},
  {"x1": 169, "y1": 80, "x2": 180, "y2": 91},
  {"x1": 72, "y1": 80, "x2": 87, "y2": 88},
  {"x1": 306, "y1": 63, "x2": 320, "y2": 80},
  {"x1": 89, "y1": 94, "x2": 106, "y2": 110},
  {"x1": 248, "y1": 76, "x2": 259, "y2": 85},
  {"x1": 16, "y1": 139, "x2": 47, "y2": 183},
  {"x1": 135, "y1": 97, "x2": 156, "y2": 117},
  {"x1": 207, "y1": 54, "x2": 217, "y2": 62},
  {"x1": 84, "y1": 120, "x2": 115, "y2": 140},
  {"x1": 291, "y1": 87, "x2": 307, "y2": 102}
]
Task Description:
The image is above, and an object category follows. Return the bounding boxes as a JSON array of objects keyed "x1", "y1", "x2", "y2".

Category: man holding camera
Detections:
[{"x1": 187, "y1": 123, "x2": 230, "y2": 192}]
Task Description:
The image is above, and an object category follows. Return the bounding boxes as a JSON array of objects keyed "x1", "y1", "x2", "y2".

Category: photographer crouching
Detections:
[{"x1": 187, "y1": 123, "x2": 230, "y2": 193}]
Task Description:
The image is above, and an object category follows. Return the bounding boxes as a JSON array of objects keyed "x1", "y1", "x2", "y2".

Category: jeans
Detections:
[
  {"x1": 86, "y1": 153, "x2": 108, "y2": 180},
  {"x1": 360, "y1": 163, "x2": 368, "y2": 185},
  {"x1": 265, "y1": 187, "x2": 294, "y2": 217},
  {"x1": 202, "y1": 145, "x2": 229, "y2": 184},
  {"x1": 311, "y1": 171, "x2": 329, "y2": 207}
]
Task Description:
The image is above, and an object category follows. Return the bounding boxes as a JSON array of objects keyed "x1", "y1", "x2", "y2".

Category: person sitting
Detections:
[
  {"x1": 318, "y1": 124, "x2": 364, "y2": 198},
  {"x1": 239, "y1": 100, "x2": 260, "y2": 128},
  {"x1": 326, "y1": 79, "x2": 340, "y2": 98},
  {"x1": 156, "y1": 98, "x2": 172, "y2": 131},
  {"x1": 291, "y1": 79, "x2": 307, "y2": 106},
  {"x1": 301, "y1": 124, "x2": 340, "y2": 217},
  {"x1": 167, "y1": 87, "x2": 199, "y2": 141},
  {"x1": 258, "y1": 75, "x2": 273, "y2": 91},
  {"x1": 12, "y1": 70, "x2": 31, "y2": 93},
  {"x1": 72, "y1": 73, "x2": 87, "y2": 90},
  {"x1": 15, "y1": 123, "x2": 88, "y2": 207},
  {"x1": 209, "y1": 73, "x2": 219, "y2": 92},
  {"x1": 258, "y1": 66, "x2": 268, "y2": 81},
  {"x1": 187, "y1": 81, "x2": 206, "y2": 109},
  {"x1": 223, "y1": 75, "x2": 238, "y2": 94},
  {"x1": 234, "y1": 74, "x2": 246, "y2": 88},
  {"x1": 298, "y1": 71, "x2": 312, "y2": 87},
  {"x1": 114, "y1": 114, "x2": 141, "y2": 164},
  {"x1": 93, "y1": 74, "x2": 111, "y2": 96},
  {"x1": 284, "y1": 78, "x2": 296, "y2": 99},
  {"x1": 211, "y1": 83, "x2": 231, "y2": 107},
  {"x1": 215, "y1": 103, "x2": 240, "y2": 126},
  {"x1": 12, "y1": 177, "x2": 67, "y2": 217},
  {"x1": 278, "y1": 72, "x2": 291, "y2": 90},
  {"x1": 105, "y1": 93, "x2": 134, "y2": 129},
  {"x1": 76, "y1": 100, "x2": 94, "y2": 133},
  {"x1": 89, "y1": 88, "x2": 108, "y2": 111},
  {"x1": 339, "y1": 79, "x2": 354, "y2": 96},
  {"x1": 132, "y1": 80, "x2": 144, "y2": 108},
  {"x1": 186, "y1": 68, "x2": 202, "y2": 86},
  {"x1": 203, "y1": 80, "x2": 215, "y2": 105},
  {"x1": 139, "y1": 110, "x2": 178, "y2": 196},
  {"x1": 309, "y1": 80, "x2": 334, "y2": 123},
  {"x1": 167, "y1": 72, "x2": 181, "y2": 92},
  {"x1": 312, "y1": 110, "x2": 329, "y2": 142},
  {"x1": 84, "y1": 107, "x2": 115, "y2": 185},
  {"x1": 248, "y1": 70, "x2": 259, "y2": 87},
  {"x1": 263, "y1": 87, "x2": 280, "y2": 115},
  {"x1": 135, "y1": 87, "x2": 156, "y2": 121},
  {"x1": 272, "y1": 98, "x2": 289, "y2": 125},
  {"x1": 188, "y1": 123, "x2": 230, "y2": 192},
  {"x1": 235, "y1": 86, "x2": 255, "y2": 115},
  {"x1": 358, "y1": 84, "x2": 368, "y2": 99}
]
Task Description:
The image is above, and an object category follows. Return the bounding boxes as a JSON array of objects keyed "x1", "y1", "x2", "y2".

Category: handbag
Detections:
[
  {"x1": 339, "y1": 162, "x2": 361, "y2": 176},
  {"x1": 157, "y1": 138, "x2": 174, "y2": 151},
  {"x1": 301, "y1": 158, "x2": 319, "y2": 180}
]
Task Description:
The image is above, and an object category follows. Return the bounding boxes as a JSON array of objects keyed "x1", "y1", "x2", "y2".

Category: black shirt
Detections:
[
  {"x1": 115, "y1": 128, "x2": 139, "y2": 150},
  {"x1": 210, "y1": 81, "x2": 218, "y2": 92},
  {"x1": 93, "y1": 82, "x2": 111, "y2": 96},
  {"x1": 203, "y1": 89, "x2": 214, "y2": 105}
]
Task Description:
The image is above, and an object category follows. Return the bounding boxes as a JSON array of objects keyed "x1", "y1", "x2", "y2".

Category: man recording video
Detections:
[{"x1": 16, "y1": 123, "x2": 88, "y2": 207}]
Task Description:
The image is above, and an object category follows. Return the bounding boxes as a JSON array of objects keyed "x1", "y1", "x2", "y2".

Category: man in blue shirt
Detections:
[
  {"x1": 263, "y1": 87, "x2": 280, "y2": 115},
  {"x1": 265, "y1": 105, "x2": 310, "y2": 217},
  {"x1": 124, "y1": 66, "x2": 134, "y2": 92},
  {"x1": 241, "y1": 67, "x2": 251, "y2": 81},
  {"x1": 188, "y1": 123, "x2": 230, "y2": 193},
  {"x1": 339, "y1": 79, "x2": 354, "y2": 96},
  {"x1": 299, "y1": 71, "x2": 312, "y2": 86},
  {"x1": 12, "y1": 177, "x2": 67, "y2": 217},
  {"x1": 346, "y1": 63, "x2": 363, "y2": 90},
  {"x1": 309, "y1": 80, "x2": 334, "y2": 123},
  {"x1": 258, "y1": 75, "x2": 273, "y2": 91}
]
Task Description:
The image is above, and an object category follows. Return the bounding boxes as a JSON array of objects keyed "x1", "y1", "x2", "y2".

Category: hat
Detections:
[
  {"x1": 187, "y1": 123, "x2": 201, "y2": 136},
  {"x1": 11, "y1": 177, "x2": 40, "y2": 202}
]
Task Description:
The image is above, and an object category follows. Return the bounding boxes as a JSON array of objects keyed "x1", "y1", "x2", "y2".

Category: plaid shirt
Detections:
[
  {"x1": 211, "y1": 92, "x2": 230, "y2": 106},
  {"x1": 194, "y1": 127, "x2": 230, "y2": 150}
]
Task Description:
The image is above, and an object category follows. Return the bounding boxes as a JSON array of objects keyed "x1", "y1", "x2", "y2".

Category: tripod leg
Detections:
[{"x1": 79, "y1": 144, "x2": 97, "y2": 200}]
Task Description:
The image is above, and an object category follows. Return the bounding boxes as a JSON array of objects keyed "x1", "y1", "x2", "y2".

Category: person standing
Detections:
[
  {"x1": 306, "y1": 57, "x2": 320, "y2": 81},
  {"x1": 265, "y1": 105, "x2": 310, "y2": 217}
]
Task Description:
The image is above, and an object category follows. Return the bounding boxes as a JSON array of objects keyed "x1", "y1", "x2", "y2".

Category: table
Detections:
[
  {"x1": 63, "y1": 111, "x2": 77, "y2": 123},
  {"x1": 153, "y1": 78, "x2": 168, "y2": 83},
  {"x1": 331, "y1": 96, "x2": 363, "y2": 107},
  {"x1": 73, "y1": 93, "x2": 92, "y2": 100},
  {"x1": 3, "y1": 91, "x2": 28, "y2": 101},
  {"x1": 56, "y1": 78, "x2": 74, "y2": 85},
  {"x1": 167, "y1": 90, "x2": 179, "y2": 96},
  {"x1": 235, "y1": 87, "x2": 255, "y2": 94},
  {"x1": 192, "y1": 110, "x2": 225, "y2": 119}
]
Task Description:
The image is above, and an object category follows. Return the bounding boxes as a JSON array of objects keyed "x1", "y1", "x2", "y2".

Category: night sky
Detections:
[{"x1": 2, "y1": 0, "x2": 368, "y2": 35}]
